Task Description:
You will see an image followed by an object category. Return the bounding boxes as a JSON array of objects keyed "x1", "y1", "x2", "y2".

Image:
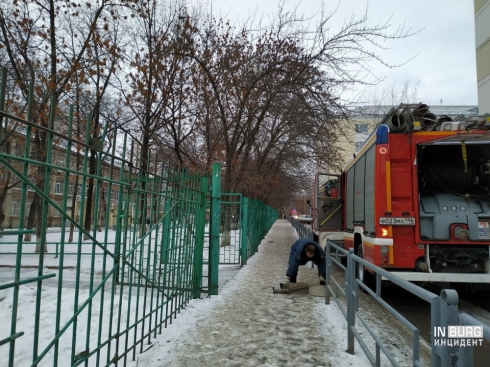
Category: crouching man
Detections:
[{"x1": 282, "y1": 238, "x2": 326, "y2": 289}]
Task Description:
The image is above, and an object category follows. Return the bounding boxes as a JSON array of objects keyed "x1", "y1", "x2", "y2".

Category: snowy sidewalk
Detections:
[{"x1": 134, "y1": 219, "x2": 373, "y2": 367}]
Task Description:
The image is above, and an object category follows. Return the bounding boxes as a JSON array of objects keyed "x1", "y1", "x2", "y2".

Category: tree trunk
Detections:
[
  {"x1": 68, "y1": 174, "x2": 79, "y2": 242},
  {"x1": 24, "y1": 194, "x2": 39, "y2": 242},
  {"x1": 0, "y1": 183, "x2": 9, "y2": 230},
  {"x1": 34, "y1": 196, "x2": 46, "y2": 253},
  {"x1": 83, "y1": 152, "x2": 96, "y2": 240},
  {"x1": 97, "y1": 188, "x2": 105, "y2": 232}
]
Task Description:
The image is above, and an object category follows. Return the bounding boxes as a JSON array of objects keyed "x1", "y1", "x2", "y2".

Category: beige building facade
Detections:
[
  {"x1": 475, "y1": 0, "x2": 490, "y2": 114},
  {"x1": 0, "y1": 136, "x2": 127, "y2": 230},
  {"x1": 330, "y1": 105, "x2": 478, "y2": 174}
]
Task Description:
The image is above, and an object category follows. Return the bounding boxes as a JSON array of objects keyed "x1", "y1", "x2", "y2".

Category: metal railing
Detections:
[
  {"x1": 325, "y1": 241, "x2": 490, "y2": 367},
  {"x1": 457, "y1": 312, "x2": 490, "y2": 365},
  {"x1": 286, "y1": 216, "x2": 314, "y2": 240}
]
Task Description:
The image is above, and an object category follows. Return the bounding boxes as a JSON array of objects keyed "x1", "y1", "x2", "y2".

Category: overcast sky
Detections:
[{"x1": 193, "y1": 0, "x2": 478, "y2": 107}]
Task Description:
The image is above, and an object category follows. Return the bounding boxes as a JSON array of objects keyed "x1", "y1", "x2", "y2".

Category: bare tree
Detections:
[
  {"x1": 0, "y1": 0, "x2": 418, "y2": 222},
  {"x1": 168, "y1": 2, "x2": 415, "y2": 205},
  {"x1": 0, "y1": 0, "x2": 136, "y2": 249},
  {"x1": 114, "y1": 0, "x2": 190, "y2": 234}
]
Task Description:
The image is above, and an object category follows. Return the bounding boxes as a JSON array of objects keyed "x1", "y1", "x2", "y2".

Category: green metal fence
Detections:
[
  {"x1": 202, "y1": 192, "x2": 278, "y2": 266},
  {"x1": 218, "y1": 193, "x2": 242, "y2": 264},
  {"x1": 240, "y1": 198, "x2": 277, "y2": 265},
  {"x1": 0, "y1": 68, "x2": 277, "y2": 366},
  {"x1": 201, "y1": 180, "x2": 278, "y2": 295}
]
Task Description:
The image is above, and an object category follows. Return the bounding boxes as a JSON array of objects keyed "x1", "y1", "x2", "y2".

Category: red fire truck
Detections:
[{"x1": 313, "y1": 104, "x2": 490, "y2": 285}]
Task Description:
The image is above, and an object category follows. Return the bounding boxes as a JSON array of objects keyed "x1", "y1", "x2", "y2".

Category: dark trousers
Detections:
[
  {"x1": 289, "y1": 260, "x2": 325, "y2": 283},
  {"x1": 289, "y1": 269, "x2": 299, "y2": 283}
]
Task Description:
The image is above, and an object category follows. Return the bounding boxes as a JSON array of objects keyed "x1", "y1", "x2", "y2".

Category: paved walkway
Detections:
[{"x1": 159, "y1": 219, "x2": 335, "y2": 367}]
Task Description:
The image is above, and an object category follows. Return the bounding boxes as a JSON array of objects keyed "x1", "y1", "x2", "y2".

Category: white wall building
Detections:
[{"x1": 475, "y1": 0, "x2": 490, "y2": 114}]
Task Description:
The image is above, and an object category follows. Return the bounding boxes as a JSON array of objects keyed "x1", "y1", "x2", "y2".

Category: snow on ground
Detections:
[
  {"x1": 127, "y1": 252, "x2": 374, "y2": 367},
  {"x1": 0, "y1": 222, "x2": 427, "y2": 366},
  {"x1": 124, "y1": 220, "x2": 425, "y2": 367}
]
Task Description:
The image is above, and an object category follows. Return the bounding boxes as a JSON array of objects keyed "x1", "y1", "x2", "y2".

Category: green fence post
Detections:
[
  {"x1": 240, "y1": 197, "x2": 249, "y2": 265},
  {"x1": 209, "y1": 162, "x2": 221, "y2": 295},
  {"x1": 193, "y1": 175, "x2": 209, "y2": 298}
]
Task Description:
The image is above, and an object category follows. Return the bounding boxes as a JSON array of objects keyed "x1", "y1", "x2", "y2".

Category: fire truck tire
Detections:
[
  {"x1": 340, "y1": 256, "x2": 348, "y2": 267},
  {"x1": 449, "y1": 282, "x2": 470, "y2": 296},
  {"x1": 356, "y1": 246, "x2": 374, "y2": 291}
]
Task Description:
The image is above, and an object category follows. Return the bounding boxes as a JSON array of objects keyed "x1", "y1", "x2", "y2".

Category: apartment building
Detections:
[
  {"x1": 0, "y1": 133, "x2": 127, "y2": 230},
  {"x1": 331, "y1": 105, "x2": 478, "y2": 174},
  {"x1": 475, "y1": 0, "x2": 490, "y2": 114}
]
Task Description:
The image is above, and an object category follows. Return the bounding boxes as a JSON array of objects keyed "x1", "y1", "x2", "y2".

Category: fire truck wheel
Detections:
[
  {"x1": 449, "y1": 282, "x2": 470, "y2": 296},
  {"x1": 356, "y1": 246, "x2": 374, "y2": 292}
]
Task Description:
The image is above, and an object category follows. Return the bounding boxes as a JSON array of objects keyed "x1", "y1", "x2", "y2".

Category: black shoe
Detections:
[{"x1": 320, "y1": 280, "x2": 326, "y2": 285}]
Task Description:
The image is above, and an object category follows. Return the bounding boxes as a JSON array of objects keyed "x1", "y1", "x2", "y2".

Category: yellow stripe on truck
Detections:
[{"x1": 385, "y1": 161, "x2": 393, "y2": 237}]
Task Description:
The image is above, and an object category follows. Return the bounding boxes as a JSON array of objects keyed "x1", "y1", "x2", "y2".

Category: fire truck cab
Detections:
[{"x1": 313, "y1": 104, "x2": 490, "y2": 284}]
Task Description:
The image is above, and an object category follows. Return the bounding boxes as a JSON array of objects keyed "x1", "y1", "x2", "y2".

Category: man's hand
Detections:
[{"x1": 319, "y1": 275, "x2": 326, "y2": 285}]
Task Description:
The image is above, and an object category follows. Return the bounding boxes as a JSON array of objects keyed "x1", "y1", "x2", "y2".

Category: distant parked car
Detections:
[{"x1": 298, "y1": 214, "x2": 313, "y2": 224}]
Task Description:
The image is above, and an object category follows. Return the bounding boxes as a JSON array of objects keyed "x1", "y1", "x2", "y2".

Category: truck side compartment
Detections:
[{"x1": 315, "y1": 103, "x2": 490, "y2": 283}]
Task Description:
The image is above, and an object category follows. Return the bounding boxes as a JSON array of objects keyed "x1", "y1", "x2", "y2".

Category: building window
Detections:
[
  {"x1": 10, "y1": 199, "x2": 30, "y2": 216},
  {"x1": 68, "y1": 183, "x2": 82, "y2": 197},
  {"x1": 12, "y1": 180, "x2": 21, "y2": 190},
  {"x1": 55, "y1": 181, "x2": 63, "y2": 194},
  {"x1": 10, "y1": 199, "x2": 20, "y2": 216},
  {"x1": 14, "y1": 143, "x2": 24, "y2": 157},
  {"x1": 355, "y1": 124, "x2": 368, "y2": 133},
  {"x1": 26, "y1": 176, "x2": 32, "y2": 191},
  {"x1": 355, "y1": 123, "x2": 369, "y2": 153},
  {"x1": 53, "y1": 202, "x2": 62, "y2": 217},
  {"x1": 56, "y1": 158, "x2": 65, "y2": 168}
]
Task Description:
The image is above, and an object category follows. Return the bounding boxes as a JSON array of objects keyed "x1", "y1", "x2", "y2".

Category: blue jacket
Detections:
[{"x1": 286, "y1": 238, "x2": 326, "y2": 278}]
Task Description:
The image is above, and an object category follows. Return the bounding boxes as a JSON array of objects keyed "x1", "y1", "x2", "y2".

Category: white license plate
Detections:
[{"x1": 379, "y1": 217, "x2": 415, "y2": 225}]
